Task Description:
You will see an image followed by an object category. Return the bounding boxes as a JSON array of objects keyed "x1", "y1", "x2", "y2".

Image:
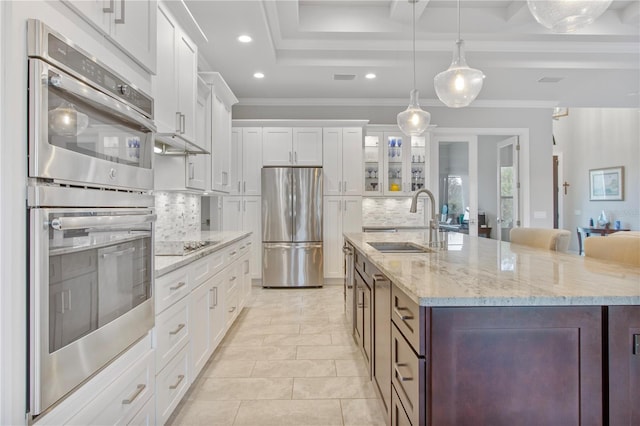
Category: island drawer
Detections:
[
  {"x1": 392, "y1": 284, "x2": 428, "y2": 355},
  {"x1": 392, "y1": 323, "x2": 426, "y2": 426},
  {"x1": 391, "y1": 386, "x2": 413, "y2": 426}
]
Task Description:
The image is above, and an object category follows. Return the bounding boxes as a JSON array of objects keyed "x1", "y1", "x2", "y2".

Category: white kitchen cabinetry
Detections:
[
  {"x1": 364, "y1": 129, "x2": 428, "y2": 196},
  {"x1": 230, "y1": 128, "x2": 263, "y2": 196},
  {"x1": 199, "y1": 72, "x2": 238, "y2": 193},
  {"x1": 323, "y1": 127, "x2": 363, "y2": 196},
  {"x1": 262, "y1": 127, "x2": 323, "y2": 166},
  {"x1": 62, "y1": 0, "x2": 157, "y2": 73},
  {"x1": 222, "y1": 196, "x2": 262, "y2": 279},
  {"x1": 154, "y1": 3, "x2": 197, "y2": 145},
  {"x1": 323, "y1": 196, "x2": 362, "y2": 278}
]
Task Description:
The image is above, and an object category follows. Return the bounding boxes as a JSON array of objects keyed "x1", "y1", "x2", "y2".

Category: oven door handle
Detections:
[
  {"x1": 46, "y1": 66, "x2": 156, "y2": 133},
  {"x1": 50, "y1": 214, "x2": 156, "y2": 230}
]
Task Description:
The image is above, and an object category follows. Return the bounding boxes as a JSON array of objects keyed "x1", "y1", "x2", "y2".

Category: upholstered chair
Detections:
[
  {"x1": 584, "y1": 232, "x2": 640, "y2": 266},
  {"x1": 509, "y1": 227, "x2": 571, "y2": 252}
]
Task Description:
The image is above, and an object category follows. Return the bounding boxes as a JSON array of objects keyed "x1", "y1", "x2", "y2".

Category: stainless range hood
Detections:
[{"x1": 155, "y1": 133, "x2": 210, "y2": 155}]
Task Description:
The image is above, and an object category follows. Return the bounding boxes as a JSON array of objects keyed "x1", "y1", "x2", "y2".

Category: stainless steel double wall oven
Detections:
[{"x1": 27, "y1": 20, "x2": 156, "y2": 416}]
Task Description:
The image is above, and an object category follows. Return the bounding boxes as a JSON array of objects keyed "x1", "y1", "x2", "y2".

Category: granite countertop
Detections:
[
  {"x1": 362, "y1": 225, "x2": 429, "y2": 231},
  {"x1": 155, "y1": 231, "x2": 251, "y2": 277},
  {"x1": 344, "y1": 231, "x2": 640, "y2": 307}
]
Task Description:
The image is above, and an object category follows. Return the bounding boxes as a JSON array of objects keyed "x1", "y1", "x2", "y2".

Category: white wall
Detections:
[
  {"x1": 554, "y1": 108, "x2": 640, "y2": 252},
  {"x1": 234, "y1": 104, "x2": 554, "y2": 228}
]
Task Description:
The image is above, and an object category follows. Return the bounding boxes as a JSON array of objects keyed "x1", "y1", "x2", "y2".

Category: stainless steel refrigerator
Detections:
[{"x1": 262, "y1": 167, "x2": 323, "y2": 288}]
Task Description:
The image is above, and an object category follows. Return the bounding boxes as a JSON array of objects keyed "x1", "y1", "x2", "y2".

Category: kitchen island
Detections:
[{"x1": 344, "y1": 231, "x2": 640, "y2": 426}]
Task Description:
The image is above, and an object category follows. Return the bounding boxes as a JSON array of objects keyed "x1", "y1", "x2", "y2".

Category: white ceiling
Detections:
[{"x1": 185, "y1": 0, "x2": 640, "y2": 108}]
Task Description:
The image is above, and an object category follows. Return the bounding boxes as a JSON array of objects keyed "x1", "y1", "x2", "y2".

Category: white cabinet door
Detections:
[
  {"x1": 177, "y1": 33, "x2": 197, "y2": 144},
  {"x1": 323, "y1": 197, "x2": 343, "y2": 279},
  {"x1": 185, "y1": 154, "x2": 205, "y2": 190},
  {"x1": 343, "y1": 197, "x2": 363, "y2": 235},
  {"x1": 211, "y1": 93, "x2": 231, "y2": 192},
  {"x1": 110, "y1": 0, "x2": 157, "y2": 73},
  {"x1": 242, "y1": 128, "x2": 263, "y2": 196},
  {"x1": 229, "y1": 128, "x2": 242, "y2": 195},
  {"x1": 342, "y1": 128, "x2": 363, "y2": 195},
  {"x1": 62, "y1": 1, "x2": 111, "y2": 33},
  {"x1": 293, "y1": 128, "x2": 323, "y2": 166},
  {"x1": 322, "y1": 128, "x2": 342, "y2": 196},
  {"x1": 188, "y1": 282, "x2": 210, "y2": 379},
  {"x1": 207, "y1": 273, "x2": 226, "y2": 354},
  {"x1": 262, "y1": 128, "x2": 293, "y2": 166},
  {"x1": 242, "y1": 196, "x2": 262, "y2": 279},
  {"x1": 240, "y1": 254, "x2": 251, "y2": 308},
  {"x1": 154, "y1": 5, "x2": 178, "y2": 135},
  {"x1": 222, "y1": 196, "x2": 243, "y2": 232}
]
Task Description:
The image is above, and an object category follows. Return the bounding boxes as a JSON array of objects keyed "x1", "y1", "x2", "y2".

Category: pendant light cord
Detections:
[
  {"x1": 457, "y1": 0, "x2": 461, "y2": 42},
  {"x1": 412, "y1": 0, "x2": 416, "y2": 91}
]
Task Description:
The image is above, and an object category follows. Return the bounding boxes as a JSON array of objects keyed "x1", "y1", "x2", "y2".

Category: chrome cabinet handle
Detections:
[
  {"x1": 169, "y1": 323, "x2": 185, "y2": 335},
  {"x1": 103, "y1": 0, "x2": 114, "y2": 13},
  {"x1": 373, "y1": 274, "x2": 387, "y2": 283},
  {"x1": 230, "y1": 251, "x2": 237, "y2": 256},
  {"x1": 228, "y1": 306, "x2": 236, "y2": 313},
  {"x1": 180, "y1": 114, "x2": 186, "y2": 134},
  {"x1": 222, "y1": 171, "x2": 229, "y2": 186},
  {"x1": 169, "y1": 281, "x2": 186, "y2": 291},
  {"x1": 175, "y1": 112, "x2": 181, "y2": 133},
  {"x1": 394, "y1": 363, "x2": 413, "y2": 382},
  {"x1": 209, "y1": 287, "x2": 218, "y2": 309},
  {"x1": 294, "y1": 151, "x2": 298, "y2": 163},
  {"x1": 169, "y1": 374, "x2": 185, "y2": 390},
  {"x1": 393, "y1": 306, "x2": 413, "y2": 321},
  {"x1": 122, "y1": 384, "x2": 145, "y2": 404},
  {"x1": 230, "y1": 276, "x2": 237, "y2": 282},
  {"x1": 101, "y1": 247, "x2": 136, "y2": 258},
  {"x1": 115, "y1": 0, "x2": 125, "y2": 23}
]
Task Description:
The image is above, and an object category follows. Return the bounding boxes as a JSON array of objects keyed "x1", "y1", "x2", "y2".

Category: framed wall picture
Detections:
[{"x1": 589, "y1": 166, "x2": 624, "y2": 201}]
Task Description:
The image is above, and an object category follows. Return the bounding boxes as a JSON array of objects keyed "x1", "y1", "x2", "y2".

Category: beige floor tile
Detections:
[
  {"x1": 335, "y1": 359, "x2": 370, "y2": 377},
  {"x1": 269, "y1": 315, "x2": 331, "y2": 325},
  {"x1": 219, "y1": 333, "x2": 265, "y2": 347},
  {"x1": 292, "y1": 377, "x2": 378, "y2": 399},
  {"x1": 296, "y1": 345, "x2": 362, "y2": 360},
  {"x1": 300, "y1": 323, "x2": 353, "y2": 334},
  {"x1": 202, "y1": 359, "x2": 255, "y2": 378},
  {"x1": 226, "y1": 323, "x2": 301, "y2": 337},
  {"x1": 213, "y1": 345, "x2": 297, "y2": 361},
  {"x1": 168, "y1": 399, "x2": 240, "y2": 425},
  {"x1": 331, "y1": 331, "x2": 357, "y2": 345},
  {"x1": 262, "y1": 333, "x2": 332, "y2": 346},
  {"x1": 233, "y1": 399, "x2": 343, "y2": 425},
  {"x1": 190, "y1": 377, "x2": 293, "y2": 401},
  {"x1": 341, "y1": 399, "x2": 387, "y2": 426},
  {"x1": 251, "y1": 359, "x2": 337, "y2": 377}
]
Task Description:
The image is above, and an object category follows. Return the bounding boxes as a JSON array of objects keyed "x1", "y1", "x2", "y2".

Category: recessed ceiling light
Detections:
[
  {"x1": 254, "y1": 72, "x2": 265, "y2": 79},
  {"x1": 365, "y1": 73, "x2": 376, "y2": 79},
  {"x1": 238, "y1": 35, "x2": 252, "y2": 43}
]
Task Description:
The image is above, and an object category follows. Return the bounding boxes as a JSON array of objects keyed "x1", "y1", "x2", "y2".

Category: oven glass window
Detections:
[
  {"x1": 48, "y1": 212, "x2": 152, "y2": 353},
  {"x1": 46, "y1": 79, "x2": 153, "y2": 170}
]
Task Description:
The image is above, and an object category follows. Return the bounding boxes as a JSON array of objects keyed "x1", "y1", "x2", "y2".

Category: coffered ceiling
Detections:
[{"x1": 186, "y1": 0, "x2": 640, "y2": 108}]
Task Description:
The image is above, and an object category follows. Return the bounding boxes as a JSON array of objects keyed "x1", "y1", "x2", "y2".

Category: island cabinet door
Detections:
[
  {"x1": 430, "y1": 306, "x2": 603, "y2": 426},
  {"x1": 607, "y1": 306, "x2": 640, "y2": 426}
]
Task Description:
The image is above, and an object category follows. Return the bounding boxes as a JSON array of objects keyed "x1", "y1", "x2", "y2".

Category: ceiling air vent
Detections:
[
  {"x1": 333, "y1": 74, "x2": 356, "y2": 81},
  {"x1": 537, "y1": 77, "x2": 564, "y2": 83}
]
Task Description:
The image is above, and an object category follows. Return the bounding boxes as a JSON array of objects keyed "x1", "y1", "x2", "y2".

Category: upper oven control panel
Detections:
[{"x1": 27, "y1": 19, "x2": 153, "y2": 120}]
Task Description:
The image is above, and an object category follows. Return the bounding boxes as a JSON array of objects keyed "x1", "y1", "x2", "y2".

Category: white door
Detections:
[
  {"x1": 222, "y1": 197, "x2": 243, "y2": 232},
  {"x1": 322, "y1": 128, "x2": 342, "y2": 196},
  {"x1": 110, "y1": 0, "x2": 156, "y2": 72},
  {"x1": 185, "y1": 154, "x2": 205, "y2": 190},
  {"x1": 207, "y1": 273, "x2": 226, "y2": 353},
  {"x1": 323, "y1": 197, "x2": 342, "y2": 278},
  {"x1": 343, "y1": 197, "x2": 363, "y2": 235},
  {"x1": 242, "y1": 196, "x2": 262, "y2": 279},
  {"x1": 63, "y1": 1, "x2": 111, "y2": 33},
  {"x1": 242, "y1": 128, "x2": 263, "y2": 196},
  {"x1": 496, "y1": 136, "x2": 520, "y2": 242},
  {"x1": 431, "y1": 134, "x2": 478, "y2": 237},
  {"x1": 211, "y1": 94, "x2": 230, "y2": 192},
  {"x1": 189, "y1": 281, "x2": 211, "y2": 377},
  {"x1": 342, "y1": 128, "x2": 363, "y2": 196},
  {"x1": 229, "y1": 129, "x2": 242, "y2": 195},
  {"x1": 293, "y1": 128, "x2": 323, "y2": 166},
  {"x1": 177, "y1": 33, "x2": 197, "y2": 143},
  {"x1": 154, "y1": 5, "x2": 178, "y2": 134},
  {"x1": 263, "y1": 128, "x2": 293, "y2": 166}
]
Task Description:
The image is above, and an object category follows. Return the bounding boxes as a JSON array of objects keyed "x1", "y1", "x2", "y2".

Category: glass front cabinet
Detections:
[{"x1": 364, "y1": 127, "x2": 428, "y2": 196}]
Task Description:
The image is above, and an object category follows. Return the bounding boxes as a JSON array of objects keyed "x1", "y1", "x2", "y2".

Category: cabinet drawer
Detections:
[
  {"x1": 226, "y1": 243, "x2": 242, "y2": 264},
  {"x1": 226, "y1": 265, "x2": 240, "y2": 295},
  {"x1": 126, "y1": 394, "x2": 156, "y2": 426},
  {"x1": 226, "y1": 286, "x2": 239, "y2": 329},
  {"x1": 191, "y1": 250, "x2": 225, "y2": 286},
  {"x1": 156, "y1": 267, "x2": 190, "y2": 314},
  {"x1": 68, "y1": 349, "x2": 155, "y2": 426},
  {"x1": 391, "y1": 385, "x2": 413, "y2": 426},
  {"x1": 391, "y1": 324, "x2": 426, "y2": 426},
  {"x1": 392, "y1": 284, "x2": 428, "y2": 355},
  {"x1": 155, "y1": 296, "x2": 190, "y2": 372},
  {"x1": 238, "y1": 238, "x2": 251, "y2": 257},
  {"x1": 156, "y1": 345, "x2": 189, "y2": 425}
]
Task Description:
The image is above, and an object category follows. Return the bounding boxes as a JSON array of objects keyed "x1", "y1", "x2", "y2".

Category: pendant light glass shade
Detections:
[
  {"x1": 397, "y1": 0, "x2": 430, "y2": 137},
  {"x1": 434, "y1": 40, "x2": 485, "y2": 108},
  {"x1": 527, "y1": 0, "x2": 612, "y2": 33},
  {"x1": 397, "y1": 89, "x2": 431, "y2": 137}
]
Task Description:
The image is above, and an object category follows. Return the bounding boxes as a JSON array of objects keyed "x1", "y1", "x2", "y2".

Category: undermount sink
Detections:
[{"x1": 367, "y1": 241, "x2": 433, "y2": 253}]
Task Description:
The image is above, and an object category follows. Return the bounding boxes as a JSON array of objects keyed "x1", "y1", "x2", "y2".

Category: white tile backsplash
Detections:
[
  {"x1": 154, "y1": 192, "x2": 201, "y2": 241},
  {"x1": 362, "y1": 197, "x2": 428, "y2": 227}
]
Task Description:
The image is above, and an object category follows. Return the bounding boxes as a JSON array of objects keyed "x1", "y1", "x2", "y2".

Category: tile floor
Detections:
[{"x1": 168, "y1": 285, "x2": 386, "y2": 426}]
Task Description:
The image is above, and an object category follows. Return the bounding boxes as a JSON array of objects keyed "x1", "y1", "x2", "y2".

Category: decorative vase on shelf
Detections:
[{"x1": 597, "y1": 210, "x2": 609, "y2": 228}]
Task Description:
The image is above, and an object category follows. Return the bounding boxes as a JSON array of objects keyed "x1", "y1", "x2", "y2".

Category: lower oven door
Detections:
[{"x1": 30, "y1": 207, "x2": 155, "y2": 415}]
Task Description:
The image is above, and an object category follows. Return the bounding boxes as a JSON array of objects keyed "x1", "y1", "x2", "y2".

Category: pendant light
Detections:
[
  {"x1": 433, "y1": 0, "x2": 485, "y2": 108},
  {"x1": 527, "y1": 0, "x2": 612, "y2": 33},
  {"x1": 397, "y1": 0, "x2": 430, "y2": 137}
]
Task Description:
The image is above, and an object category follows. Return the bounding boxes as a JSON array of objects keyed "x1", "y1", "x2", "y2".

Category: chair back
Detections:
[
  {"x1": 509, "y1": 227, "x2": 571, "y2": 252},
  {"x1": 585, "y1": 232, "x2": 640, "y2": 266}
]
